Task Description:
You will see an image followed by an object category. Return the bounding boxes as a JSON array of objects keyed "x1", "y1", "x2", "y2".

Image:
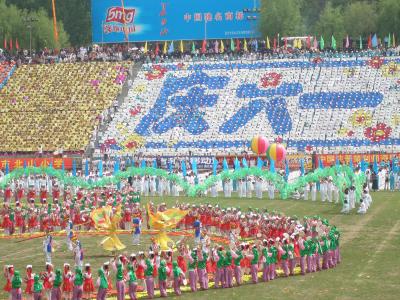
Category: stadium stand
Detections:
[
  {"x1": 98, "y1": 57, "x2": 400, "y2": 157},
  {"x1": 0, "y1": 62, "x2": 130, "y2": 153}
]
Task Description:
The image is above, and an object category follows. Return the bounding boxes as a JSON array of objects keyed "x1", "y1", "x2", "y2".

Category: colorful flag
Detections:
[
  {"x1": 300, "y1": 159, "x2": 305, "y2": 176},
  {"x1": 371, "y1": 34, "x2": 378, "y2": 48},
  {"x1": 244, "y1": 39, "x2": 248, "y2": 52},
  {"x1": 214, "y1": 40, "x2": 218, "y2": 53},
  {"x1": 15, "y1": 38, "x2": 19, "y2": 50},
  {"x1": 155, "y1": 43, "x2": 160, "y2": 55},
  {"x1": 181, "y1": 160, "x2": 187, "y2": 176},
  {"x1": 359, "y1": 36, "x2": 363, "y2": 50},
  {"x1": 201, "y1": 39, "x2": 207, "y2": 53},
  {"x1": 388, "y1": 33, "x2": 391, "y2": 48},
  {"x1": 306, "y1": 36, "x2": 311, "y2": 48},
  {"x1": 191, "y1": 158, "x2": 197, "y2": 175},
  {"x1": 273, "y1": 37, "x2": 277, "y2": 49},
  {"x1": 72, "y1": 160, "x2": 76, "y2": 177},
  {"x1": 345, "y1": 35, "x2": 350, "y2": 48},
  {"x1": 212, "y1": 158, "x2": 218, "y2": 175},
  {"x1": 98, "y1": 160, "x2": 103, "y2": 177},
  {"x1": 180, "y1": 40, "x2": 184, "y2": 53},
  {"x1": 85, "y1": 160, "x2": 89, "y2": 177},
  {"x1": 242, "y1": 158, "x2": 248, "y2": 168},
  {"x1": 163, "y1": 41, "x2": 167, "y2": 54},
  {"x1": 143, "y1": 41, "x2": 148, "y2": 53},
  {"x1": 320, "y1": 36, "x2": 325, "y2": 50},
  {"x1": 257, "y1": 157, "x2": 264, "y2": 169},
  {"x1": 373, "y1": 156, "x2": 378, "y2": 174},
  {"x1": 236, "y1": 39, "x2": 240, "y2": 51},
  {"x1": 266, "y1": 36, "x2": 270, "y2": 49},
  {"x1": 254, "y1": 39, "x2": 258, "y2": 51},
  {"x1": 168, "y1": 41, "x2": 174, "y2": 53},
  {"x1": 331, "y1": 35, "x2": 337, "y2": 50},
  {"x1": 313, "y1": 36, "x2": 318, "y2": 49},
  {"x1": 230, "y1": 38, "x2": 234, "y2": 51},
  {"x1": 284, "y1": 37, "x2": 288, "y2": 48},
  {"x1": 269, "y1": 159, "x2": 275, "y2": 173},
  {"x1": 191, "y1": 42, "x2": 196, "y2": 54},
  {"x1": 9, "y1": 38, "x2": 12, "y2": 51},
  {"x1": 367, "y1": 34, "x2": 372, "y2": 49},
  {"x1": 220, "y1": 40, "x2": 224, "y2": 53}
]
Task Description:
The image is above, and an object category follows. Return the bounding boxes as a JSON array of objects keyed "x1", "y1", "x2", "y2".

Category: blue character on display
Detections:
[
  {"x1": 132, "y1": 218, "x2": 142, "y2": 245},
  {"x1": 193, "y1": 220, "x2": 201, "y2": 244}
]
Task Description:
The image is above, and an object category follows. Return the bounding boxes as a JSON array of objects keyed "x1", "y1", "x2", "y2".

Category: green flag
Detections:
[
  {"x1": 359, "y1": 36, "x2": 363, "y2": 49},
  {"x1": 230, "y1": 38, "x2": 234, "y2": 51},
  {"x1": 331, "y1": 35, "x2": 336, "y2": 50},
  {"x1": 191, "y1": 42, "x2": 196, "y2": 54},
  {"x1": 388, "y1": 33, "x2": 391, "y2": 48},
  {"x1": 320, "y1": 36, "x2": 325, "y2": 50}
]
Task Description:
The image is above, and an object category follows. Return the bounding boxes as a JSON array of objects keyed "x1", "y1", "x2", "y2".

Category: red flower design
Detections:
[
  {"x1": 367, "y1": 56, "x2": 384, "y2": 69},
  {"x1": 261, "y1": 72, "x2": 282, "y2": 88},
  {"x1": 129, "y1": 106, "x2": 142, "y2": 116},
  {"x1": 347, "y1": 130, "x2": 355, "y2": 137},
  {"x1": 312, "y1": 57, "x2": 323, "y2": 64},
  {"x1": 305, "y1": 145, "x2": 313, "y2": 152},
  {"x1": 275, "y1": 136, "x2": 283, "y2": 143},
  {"x1": 145, "y1": 65, "x2": 167, "y2": 80},
  {"x1": 125, "y1": 141, "x2": 138, "y2": 149},
  {"x1": 364, "y1": 123, "x2": 392, "y2": 142}
]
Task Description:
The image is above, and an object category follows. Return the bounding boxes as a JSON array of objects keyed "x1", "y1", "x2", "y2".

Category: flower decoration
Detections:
[
  {"x1": 367, "y1": 56, "x2": 384, "y2": 69},
  {"x1": 145, "y1": 65, "x2": 168, "y2": 80},
  {"x1": 90, "y1": 79, "x2": 100, "y2": 87},
  {"x1": 364, "y1": 123, "x2": 392, "y2": 142},
  {"x1": 347, "y1": 130, "x2": 355, "y2": 137},
  {"x1": 129, "y1": 106, "x2": 142, "y2": 116},
  {"x1": 305, "y1": 145, "x2": 313, "y2": 152},
  {"x1": 134, "y1": 84, "x2": 147, "y2": 94},
  {"x1": 261, "y1": 72, "x2": 283, "y2": 88},
  {"x1": 337, "y1": 128, "x2": 350, "y2": 137},
  {"x1": 381, "y1": 62, "x2": 400, "y2": 77},
  {"x1": 312, "y1": 57, "x2": 323, "y2": 64},
  {"x1": 121, "y1": 134, "x2": 145, "y2": 151},
  {"x1": 343, "y1": 68, "x2": 358, "y2": 77},
  {"x1": 349, "y1": 109, "x2": 372, "y2": 127}
]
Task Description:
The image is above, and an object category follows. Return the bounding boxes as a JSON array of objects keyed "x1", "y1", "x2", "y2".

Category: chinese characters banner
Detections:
[{"x1": 0, "y1": 158, "x2": 73, "y2": 171}]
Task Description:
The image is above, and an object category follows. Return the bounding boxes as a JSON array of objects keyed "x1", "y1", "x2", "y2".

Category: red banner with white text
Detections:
[{"x1": 0, "y1": 158, "x2": 73, "y2": 171}]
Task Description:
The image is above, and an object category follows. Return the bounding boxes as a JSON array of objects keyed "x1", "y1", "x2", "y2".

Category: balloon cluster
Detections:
[
  {"x1": 251, "y1": 135, "x2": 286, "y2": 162},
  {"x1": 0, "y1": 165, "x2": 365, "y2": 202}
]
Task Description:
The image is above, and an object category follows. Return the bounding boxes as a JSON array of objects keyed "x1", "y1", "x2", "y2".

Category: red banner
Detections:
[
  {"x1": 0, "y1": 158, "x2": 73, "y2": 171},
  {"x1": 319, "y1": 153, "x2": 399, "y2": 167}
]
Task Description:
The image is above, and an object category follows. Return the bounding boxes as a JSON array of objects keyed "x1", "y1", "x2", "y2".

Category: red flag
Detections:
[
  {"x1": 15, "y1": 38, "x2": 19, "y2": 50},
  {"x1": 284, "y1": 37, "x2": 287, "y2": 49},
  {"x1": 306, "y1": 36, "x2": 311, "y2": 49},
  {"x1": 201, "y1": 39, "x2": 207, "y2": 54},
  {"x1": 155, "y1": 43, "x2": 160, "y2": 55},
  {"x1": 367, "y1": 34, "x2": 372, "y2": 49},
  {"x1": 236, "y1": 39, "x2": 240, "y2": 51},
  {"x1": 273, "y1": 38, "x2": 277, "y2": 49},
  {"x1": 3, "y1": 38, "x2": 7, "y2": 50},
  {"x1": 9, "y1": 38, "x2": 12, "y2": 51}
]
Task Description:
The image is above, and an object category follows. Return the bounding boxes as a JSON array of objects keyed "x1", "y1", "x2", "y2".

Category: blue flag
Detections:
[
  {"x1": 373, "y1": 156, "x2": 379, "y2": 174},
  {"x1": 141, "y1": 160, "x2": 146, "y2": 168},
  {"x1": 131, "y1": 157, "x2": 135, "y2": 167},
  {"x1": 168, "y1": 41, "x2": 174, "y2": 53},
  {"x1": 72, "y1": 160, "x2": 76, "y2": 177},
  {"x1": 23, "y1": 160, "x2": 27, "y2": 169},
  {"x1": 234, "y1": 157, "x2": 241, "y2": 170},
  {"x1": 257, "y1": 157, "x2": 264, "y2": 169},
  {"x1": 242, "y1": 158, "x2": 248, "y2": 168},
  {"x1": 392, "y1": 158, "x2": 399, "y2": 172},
  {"x1": 5, "y1": 162, "x2": 9, "y2": 175},
  {"x1": 85, "y1": 160, "x2": 89, "y2": 177},
  {"x1": 371, "y1": 34, "x2": 378, "y2": 48},
  {"x1": 285, "y1": 160, "x2": 290, "y2": 181},
  {"x1": 269, "y1": 159, "x2": 275, "y2": 173},
  {"x1": 360, "y1": 158, "x2": 367, "y2": 172},
  {"x1": 192, "y1": 158, "x2": 198, "y2": 175},
  {"x1": 213, "y1": 158, "x2": 218, "y2": 175},
  {"x1": 319, "y1": 158, "x2": 324, "y2": 169},
  {"x1": 168, "y1": 160, "x2": 174, "y2": 173},
  {"x1": 98, "y1": 160, "x2": 103, "y2": 177},
  {"x1": 114, "y1": 159, "x2": 120, "y2": 175},
  {"x1": 335, "y1": 156, "x2": 340, "y2": 167},
  {"x1": 300, "y1": 159, "x2": 305, "y2": 176},
  {"x1": 153, "y1": 159, "x2": 157, "y2": 169},
  {"x1": 349, "y1": 158, "x2": 354, "y2": 172},
  {"x1": 181, "y1": 160, "x2": 187, "y2": 176},
  {"x1": 223, "y1": 158, "x2": 228, "y2": 171},
  {"x1": 49, "y1": 161, "x2": 53, "y2": 169},
  {"x1": 61, "y1": 160, "x2": 65, "y2": 172}
]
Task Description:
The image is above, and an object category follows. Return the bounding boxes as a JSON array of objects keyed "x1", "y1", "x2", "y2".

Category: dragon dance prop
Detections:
[
  {"x1": 147, "y1": 204, "x2": 188, "y2": 250},
  {"x1": 0, "y1": 165, "x2": 365, "y2": 202},
  {"x1": 90, "y1": 205, "x2": 126, "y2": 252}
]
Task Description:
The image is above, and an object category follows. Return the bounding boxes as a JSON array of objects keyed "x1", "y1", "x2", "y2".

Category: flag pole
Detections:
[{"x1": 51, "y1": 0, "x2": 59, "y2": 46}]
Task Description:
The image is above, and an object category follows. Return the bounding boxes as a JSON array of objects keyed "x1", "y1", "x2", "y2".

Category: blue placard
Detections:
[{"x1": 91, "y1": 0, "x2": 261, "y2": 43}]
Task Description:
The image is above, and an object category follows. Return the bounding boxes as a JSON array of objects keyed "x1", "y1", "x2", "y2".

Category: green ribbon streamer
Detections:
[{"x1": 0, "y1": 165, "x2": 365, "y2": 202}]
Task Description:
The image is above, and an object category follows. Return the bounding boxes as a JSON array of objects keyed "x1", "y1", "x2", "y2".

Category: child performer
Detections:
[
  {"x1": 51, "y1": 269, "x2": 63, "y2": 300},
  {"x1": 24, "y1": 265, "x2": 34, "y2": 300},
  {"x1": 83, "y1": 264, "x2": 94, "y2": 300},
  {"x1": 132, "y1": 218, "x2": 141, "y2": 246}
]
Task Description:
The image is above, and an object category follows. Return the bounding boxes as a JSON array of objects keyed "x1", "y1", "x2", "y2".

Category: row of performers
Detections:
[{"x1": 4, "y1": 225, "x2": 340, "y2": 300}]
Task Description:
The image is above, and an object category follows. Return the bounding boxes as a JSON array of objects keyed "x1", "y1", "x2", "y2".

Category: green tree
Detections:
[
  {"x1": 314, "y1": 2, "x2": 345, "y2": 44},
  {"x1": 259, "y1": 0, "x2": 304, "y2": 37},
  {"x1": 343, "y1": 2, "x2": 377, "y2": 37},
  {"x1": 377, "y1": 0, "x2": 400, "y2": 37}
]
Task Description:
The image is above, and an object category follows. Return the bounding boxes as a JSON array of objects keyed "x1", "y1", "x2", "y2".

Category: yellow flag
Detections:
[
  {"x1": 297, "y1": 39, "x2": 302, "y2": 49},
  {"x1": 163, "y1": 41, "x2": 167, "y2": 54},
  {"x1": 220, "y1": 40, "x2": 225, "y2": 53},
  {"x1": 180, "y1": 40, "x2": 184, "y2": 53},
  {"x1": 266, "y1": 36, "x2": 270, "y2": 49},
  {"x1": 244, "y1": 39, "x2": 248, "y2": 52},
  {"x1": 144, "y1": 41, "x2": 148, "y2": 53}
]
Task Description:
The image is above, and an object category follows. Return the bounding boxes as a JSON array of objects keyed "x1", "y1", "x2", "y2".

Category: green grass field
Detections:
[{"x1": 0, "y1": 192, "x2": 399, "y2": 300}]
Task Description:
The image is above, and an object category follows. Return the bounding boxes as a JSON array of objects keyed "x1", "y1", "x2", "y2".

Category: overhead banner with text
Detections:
[{"x1": 91, "y1": 0, "x2": 261, "y2": 43}]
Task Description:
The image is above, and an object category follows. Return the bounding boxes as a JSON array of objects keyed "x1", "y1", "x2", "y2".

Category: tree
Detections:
[
  {"x1": 0, "y1": 0, "x2": 69, "y2": 51},
  {"x1": 377, "y1": 0, "x2": 400, "y2": 37},
  {"x1": 314, "y1": 2, "x2": 345, "y2": 43},
  {"x1": 343, "y1": 2, "x2": 377, "y2": 37},
  {"x1": 259, "y1": 0, "x2": 305, "y2": 37}
]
